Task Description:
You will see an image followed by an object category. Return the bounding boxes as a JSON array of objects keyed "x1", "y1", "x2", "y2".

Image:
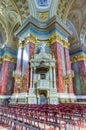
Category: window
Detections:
[
  {"x1": 38, "y1": 0, "x2": 50, "y2": 6},
  {"x1": 40, "y1": 74, "x2": 46, "y2": 79}
]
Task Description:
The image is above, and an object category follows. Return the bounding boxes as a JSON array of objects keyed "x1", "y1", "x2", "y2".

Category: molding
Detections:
[
  {"x1": 18, "y1": 34, "x2": 37, "y2": 48},
  {"x1": 70, "y1": 43, "x2": 86, "y2": 55},
  {"x1": 2, "y1": 55, "x2": 16, "y2": 63},
  {"x1": 38, "y1": 12, "x2": 49, "y2": 20},
  {"x1": 71, "y1": 53, "x2": 86, "y2": 63},
  {"x1": 15, "y1": 16, "x2": 71, "y2": 40},
  {"x1": 49, "y1": 33, "x2": 69, "y2": 48}
]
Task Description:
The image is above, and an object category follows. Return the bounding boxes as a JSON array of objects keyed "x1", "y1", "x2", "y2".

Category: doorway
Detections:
[{"x1": 39, "y1": 90, "x2": 47, "y2": 104}]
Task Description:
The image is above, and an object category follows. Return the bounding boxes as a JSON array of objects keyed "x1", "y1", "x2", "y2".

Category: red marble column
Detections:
[
  {"x1": 0, "y1": 63, "x2": 2, "y2": 94},
  {"x1": 27, "y1": 42, "x2": 35, "y2": 90},
  {"x1": 22, "y1": 42, "x2": 35, "y2": 92},
  {"x1": 1, "y1": 61, "x2": 10, "y2": 95},
  {"x1": 14, "y1": 48, "x2": 23, "y2": 93},
  {"x1": 51, "y1": 42, "x2": 64, "y2": 93},
  {"x1": 16, "y1": 48, "x2": 23, "y2": 71},
  {"x1": 64, "y1": 48, "x2": 73, "y2": 93},
  {"x1": 78, "y1": 60, "x2": 86, "y2": 95}
]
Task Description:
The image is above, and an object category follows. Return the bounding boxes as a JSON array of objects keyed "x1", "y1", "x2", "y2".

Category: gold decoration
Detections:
[
  {"x1": 0, "y1": 58, "x2": 2, "y2": 64},
  {"x1": 49, "y1": 33, "x2": 62, "y2": 44},
  {"x1": 49, "y1": 33, "x2": 69, "y2": 48},
  {"x1": 13, "y1": 70, "x2": 23, "y2": 92},
  {"x1": 38, "y1": 12, "x2": 48, "y2": 20},
  {"x1": 18, "y1": 34, "x2": 37, "y2": 48},
  {"x1": 2, "y1": 55, "x2": 16, "y2": 63},
  {"x1": 62, "y1": 39, "x2": 69, "y2": 48},
  {"x1": 28, "y1": 34, "x2": 37, "y2": 43},
  {"x1": 71, "y1": 54, "x2": 86, "y2": 63},
  {"x1": 18, "y1": 40, "x2": 26, "y2": 48}
]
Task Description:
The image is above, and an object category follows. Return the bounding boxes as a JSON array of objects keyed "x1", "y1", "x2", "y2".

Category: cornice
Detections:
[
  {"x1": 71, "y1": 53, "x2": 86, "y2": 63},
  {"x1": 2, "y1": 54, "x2": 16, "y2": 63},
  {"x1": 15, "y1": 16, "x2": 71, "y2": 39},
  {"x1": 70, "y1": 43, "x2": 86, "y2": 55},
  {"x1": 49, "y1": 33, "x2": 69, "y2": 48},
  {"x1": 0, "y1": 45, "x2": 17, "y2": 63},
  {"x1": 18, "y1": 34, "x2": 37, "y2": 48}
]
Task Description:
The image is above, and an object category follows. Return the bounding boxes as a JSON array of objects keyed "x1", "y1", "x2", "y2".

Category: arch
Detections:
[
  {"x1": 66, "y1": 19, "x2": 79, "y2": 45},
  {"x1": 0, "y1": 14, "x2": 8, "y2": 44},
  {"x1": 80, "y1": 22, "x2": 86, "y2": 44}
]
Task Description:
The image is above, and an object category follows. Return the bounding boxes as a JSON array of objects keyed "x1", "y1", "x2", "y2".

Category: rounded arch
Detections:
[
  {"x1": 7, "y1": 22, "x2": 20, "y2": 49},
  {"x1": 80, "y1": 22, "x2": 86, "y2": 44},
  {"x1": 0, "y1": 14, "x2": 8, "y2": 44},
  {"x1": 66, "y1": 19, "x2": 79, "y2": 45}
]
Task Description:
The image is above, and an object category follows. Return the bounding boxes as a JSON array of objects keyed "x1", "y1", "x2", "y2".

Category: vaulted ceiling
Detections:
[{"x1": 0, "y1": 0, "x2": 86, "y2": 48}]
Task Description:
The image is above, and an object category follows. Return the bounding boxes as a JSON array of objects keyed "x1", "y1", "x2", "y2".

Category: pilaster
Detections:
[
  {"x1": 0, "y1": 46, "x2": 16, "y2": 95},
  {"x1": 70, "y1": 44, "x2": 86, "y2": 95}
]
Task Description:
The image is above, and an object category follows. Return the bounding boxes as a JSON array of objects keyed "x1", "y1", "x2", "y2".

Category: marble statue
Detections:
[{"x1": 40, "y1": 42, "x2": 46, "y2": 52}]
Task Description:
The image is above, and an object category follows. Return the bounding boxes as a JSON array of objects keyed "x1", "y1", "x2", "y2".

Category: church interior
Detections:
[{"x1": 0, "y1": 0, "x2": 86, "y2": 129}]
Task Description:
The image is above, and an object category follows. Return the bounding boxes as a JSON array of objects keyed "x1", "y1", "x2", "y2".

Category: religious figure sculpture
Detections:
[{"x1": 40, "y1": 42, "x2": 46, "y2": 52}]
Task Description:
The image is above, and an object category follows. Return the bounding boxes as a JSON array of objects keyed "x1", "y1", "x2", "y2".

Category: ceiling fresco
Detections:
[{"x1": 0, "y1": 0, "x2": 86, "y2": 47}]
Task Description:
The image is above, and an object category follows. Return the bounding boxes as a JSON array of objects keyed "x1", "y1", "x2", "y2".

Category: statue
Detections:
[{"x1": 40, "y1": 42, "x2": 46, "y2": 52}]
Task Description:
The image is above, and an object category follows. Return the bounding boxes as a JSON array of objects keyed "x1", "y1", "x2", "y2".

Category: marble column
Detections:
[
  {"x1": 1, "y1": 61, "x2": 16, "y2": 95},
  {"x1": 64, "y1": 48, "x2": 74, "y2": 93},
  {"x1": 28, "y1": 42, "x2": 35, "y2": 90},
  {"x1": 1, "y1": 61, "x2": 10, "y2": 95},
  {"x1": 78, "y1": 60, "x2": 86, "y2": 95},
  {"x1": 51, "y1": 42, "x2": 64, "y2": 93},
  {"x1": 14, "y1": 47, "x2": 23, "y2": 93},
  {"x1": 30, "y1": 66, "x2": 33, "y2": 88},
  {"x1": 16, "y1": 47, "x2": 23, "y2": 70},
  {"x1": 72, "y1": 62, "x2": 82, "y2": 95},
  {"x1": 50, "y1": 66, "x2": 53, "y2": 88},
  {"x1": 0, "y1": 63, "x2": 2, "y2": 94},
  {"x1": 22, "y1": 42, "x2": 35, "y2": 92},
  {"x1": 53, "y1": 66, "x2": 56, "y2": 89}
]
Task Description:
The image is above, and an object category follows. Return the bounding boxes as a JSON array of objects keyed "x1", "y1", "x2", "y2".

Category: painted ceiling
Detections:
[{"x1": 0, "y1": 0, "x2": 86, "y2": 48}]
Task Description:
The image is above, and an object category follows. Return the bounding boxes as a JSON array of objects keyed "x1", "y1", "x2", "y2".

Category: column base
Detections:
[
  {"x1": 58, "y1": 93, "x2": 76, "y2": 103},
  {"x1": 2, "y1": 92, "x2": 76, "y2": 104}
]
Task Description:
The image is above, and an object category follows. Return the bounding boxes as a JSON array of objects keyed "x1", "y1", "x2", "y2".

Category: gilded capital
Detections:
[
  {"x1": 18, "y1": 40, "x2": 25, "y2": 48},
  {"x1": 0, "y1": 58, "x2": 2, "y2": 64},
  {"x1": 49, "y1": 33, "x2": 69, "y2": 48},
  {"x1": 71, "y1": 54, "x2": 86, "y2": 63},
  {"x1": 49, "y1": 33, "x2": 62, "y2": 45},
  {"x1": 62, "y1": 40, "x2": 69, "y2": 48},
  {"x1": 3, "y1": 55, "x2": 16, "y2": 63},
  {"x1": 18, "y1": 34, "x2": 37, "y2": 48},
  {"x1": 25, "y1": 34, "x2": 37, "y2": 44}
]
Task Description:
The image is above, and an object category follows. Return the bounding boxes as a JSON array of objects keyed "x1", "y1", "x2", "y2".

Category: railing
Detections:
[{"x1": 37, "y1": 80, "x2": 49, "y2": 89}]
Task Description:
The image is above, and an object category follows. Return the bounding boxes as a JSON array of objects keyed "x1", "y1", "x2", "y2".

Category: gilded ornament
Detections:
[
  {"x1": 0, "y1": 58, "x2": 2, "y2": 63},
  {"x1": 29, "y1": 34, "x2": 37, "y2": 43},
  {"x1": 49, "y1": 33, "x2": 62, "y2": 45},
  {"x1": 49, "y1": 33, "x2": 69, "y2": 48},
  {"x1": 18, "y1": 40, "x2": 25, "y2": 48},
  {"x1": 18, "y1": 34, "x2": 37, "y2": 48},
  {"x1": 62, "y1": 40, "x2": 69, "y2": 48},
  {"x1": 71, "y1": 54, "x2": 86, "y2": 63},
  {"x1": 2, "y1": 55, "x2": 16, "y2": 63},
  {"x1": 38, "y1": 12, "x2": 48, "y2": 20}
]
